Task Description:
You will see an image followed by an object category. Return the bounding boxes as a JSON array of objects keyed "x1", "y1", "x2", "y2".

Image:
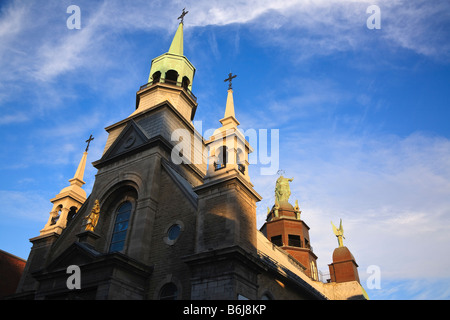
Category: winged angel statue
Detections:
[{"x1": 331, "y1": 219, "x2": 345, "y2": 248}]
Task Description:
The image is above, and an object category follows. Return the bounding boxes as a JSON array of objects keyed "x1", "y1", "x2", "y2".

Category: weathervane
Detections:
[
  {"x1": 85, "y1": 134, "x2": 94, "y2": 152},
  {"x1": 178, "y1": 8, "x2": 188, "y2": 24},
  {"x1": 224, "y1": 72, "x2": 237, "y2": 90}
]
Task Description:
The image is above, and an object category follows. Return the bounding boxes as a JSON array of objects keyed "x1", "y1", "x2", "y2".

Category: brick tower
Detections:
[
  {"x1": 260, "y1": 176, "x2": 319, "y2": 280},
  {"x1": 328, "y1": 219, "x2": 360, "y2": 283}
]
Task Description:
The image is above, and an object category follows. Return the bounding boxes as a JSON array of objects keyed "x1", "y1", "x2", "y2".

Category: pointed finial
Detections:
[
  {"x1": 224, "y1": 72, "x2": 237, "y2": 90},
  {"x1": 178, "y1": 8, "x2": 189, "y2": 24},
  {"x1": 85, "y1": 134, "x2": 94, "y2": 152}
]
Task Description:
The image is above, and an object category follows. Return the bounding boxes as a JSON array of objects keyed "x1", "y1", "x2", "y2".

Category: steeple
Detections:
[
  {"x1": 146, "y1": 8, "x2": 194, "y2": 88},
  {"x1": 40, "y1": 138, "x2": 91, "y2": 236},
  {"x1": 68, "y1": 151, "x2": 87, "y2": 189},
  {"x1": 168, "y1": 21, "x2": 184, "y2": 56},
  {"x1": 132, "y1": 9, "x2": 197, "y2": 121},
  {"x1": 203, "y1": 74, "x2": 254, "y2": 183}
]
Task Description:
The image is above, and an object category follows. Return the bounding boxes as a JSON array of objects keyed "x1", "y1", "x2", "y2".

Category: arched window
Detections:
[
  {"x1": 310, "y1": 261, "x2": 318, "y2": 281},
  {"x1": 181, "y1": 76, "x2": 190, "y2": 90},
  {"x1": 159, "y1": 283, "x2": 178, "y2": 300},
  {"x1": 109, "y1": 201, "x2": 132, "y2": 253},
  {"x1": 67, "y1": 206, "x2": 78, "y2": 224},
  {"x1": 215, "y1": 146, "x2": 227, "y2": 170},
  {"x1": 165, "y1": 70, "x2": 178, "y2": 84},
  {"x1": 236, "y1": 148, "x2": 245, "y2": 174},
  {"x1": 51, "y1": 205, "x2": 63, "y2": 225},
  {"x1": 152, "y1": 71, "x2": 161, "y2": 84}
]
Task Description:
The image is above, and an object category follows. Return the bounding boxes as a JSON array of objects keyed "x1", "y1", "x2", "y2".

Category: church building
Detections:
[{"x1": 11, "y1": 12, "x2": 368, "y2": 300}]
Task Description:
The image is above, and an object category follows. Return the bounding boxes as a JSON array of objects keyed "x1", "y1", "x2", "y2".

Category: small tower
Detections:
[
  {"x1": 39, "y1": 136, "x2": 91, "y2": 236},
  {"x1": 328, "y1": 220, "x2": 361, "y2": 284},
  {"x1": 204, "y1": 73, "x2": 252, "y2": 184},
  {"x1": 186, "y1": 75, "x2": 262, "y2": 299},
  {"x1": 17, "y1": 137, "x2": 92, "y2": 293},
  {"x1": 260, "y1": 175, "x2": 319, "y2": 280}
]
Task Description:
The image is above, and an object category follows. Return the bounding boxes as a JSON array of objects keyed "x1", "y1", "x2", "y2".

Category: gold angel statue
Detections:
[
  {"x1": 331, "y1": 219, "x2": 345, "y2": 247},
  {"x1": 85, "y1": 200, "x2": 100, "y2": 232}
]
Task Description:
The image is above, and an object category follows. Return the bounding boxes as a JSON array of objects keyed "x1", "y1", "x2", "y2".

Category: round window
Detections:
[{"x1": 167, "y1": 224, "x2": 181, "y2": 241}]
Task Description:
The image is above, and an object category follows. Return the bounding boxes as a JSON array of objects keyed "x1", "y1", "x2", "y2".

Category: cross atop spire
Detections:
[
  {"x1": 220, "y1": 72, "x2": 240, "y2": 129},
  {"x1": 178, "y1": 8, "x2": 189, "y2": 24},
  {"x1": 85, "y1": 134, "x2": 94, "y2": 152},
  {"x1": 224, "y1": 72, "x2": 237, "y2": 90}
]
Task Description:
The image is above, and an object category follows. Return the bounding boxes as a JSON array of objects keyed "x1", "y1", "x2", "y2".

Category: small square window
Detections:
[
  {"x1": 271, "y1": 235, "x2": 283, "y2": 247},
  {"x1": 288, "y1": 235, "x2": 301, "y2": 247}
]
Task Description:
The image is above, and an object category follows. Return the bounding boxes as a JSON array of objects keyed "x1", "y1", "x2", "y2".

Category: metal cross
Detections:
[
  {"x1": 224, "y1": 72, "x2": 237, "y2": 90},
  {"x1": 85, "y1": 134, "x2": 94, "y2": 152},
  {"x1": 178, "y1": 8, "x2": 189, "y2": 24}
]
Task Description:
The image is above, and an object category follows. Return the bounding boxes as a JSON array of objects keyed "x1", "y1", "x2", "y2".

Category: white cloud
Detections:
[
  {"x1": 253, "y1": 130, "x2": 450, "y2": 282},
  {"x1": 0, "y1": 0, "x2": 447, "y2": 118},
  {"x1": 186, "y1": 0, "x2": 450, "y2": 61}
]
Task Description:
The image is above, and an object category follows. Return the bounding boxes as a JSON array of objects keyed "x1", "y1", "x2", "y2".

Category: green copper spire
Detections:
[
  {"x1": 168, "y1": 22, "x2": 184, "y2": 56},
  {"x1": 147, "y1": 9, "x2": 195, "y2": 93}
]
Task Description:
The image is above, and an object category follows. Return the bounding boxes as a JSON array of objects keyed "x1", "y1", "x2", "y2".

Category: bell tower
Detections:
[
  {"x1": 260, "y1": 175, "x2": 319, "y2": 280},
  {"x1": 39, "y1": 136, "x2": 91, "y2": 236},
  {"x1": 203, "y1": 73, "x2": 252, "y2": 185},
  {"x1": 194, "y1": 74, "x2": 260, "y2": 253},
  {"x1": 17, "y1": 137, "x2": 91, "y2": 293},
  {"x1": 130, "y1": 8, "x2": 197, "y2": 122},
  {"x1": 184, "y1": 75, "x2": 263, "y2": 300}
]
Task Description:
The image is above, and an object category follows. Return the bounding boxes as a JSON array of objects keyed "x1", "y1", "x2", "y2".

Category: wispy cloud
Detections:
[
  {"x1": 0, "y1": 0, "x2": 447, "y2": 120},
  {"x1": 253, "y1": 131, "x2": 450, "y2": 281},
  {"x1": 0, "y1": 112, "x2": 29, "y2": 125},
  {"x1": 368, "y1": 278, "x2": 450, "y2": 300},
  {"x1": 185, "y1": 0, "x2": 450, "y2": 61},
  {"x1": 0, "y1": 190, "x2": 49, "y2": 222}
]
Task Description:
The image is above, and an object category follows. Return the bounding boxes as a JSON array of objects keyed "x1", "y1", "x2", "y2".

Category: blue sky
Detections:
[{"x1": 1, "y1": 0, "x2": 450, "y2": 300}]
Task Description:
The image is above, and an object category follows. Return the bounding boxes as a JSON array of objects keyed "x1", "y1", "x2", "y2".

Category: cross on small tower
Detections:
[
  {"x1": 224, "y1": 72, "x2": 237, "y2": 90},
  {"x1": 178, "y1": 8, "x2": 189, "y2": 24},
  {"x1": 85, "y1": 134, "x2": 94, "y2": 152}
]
